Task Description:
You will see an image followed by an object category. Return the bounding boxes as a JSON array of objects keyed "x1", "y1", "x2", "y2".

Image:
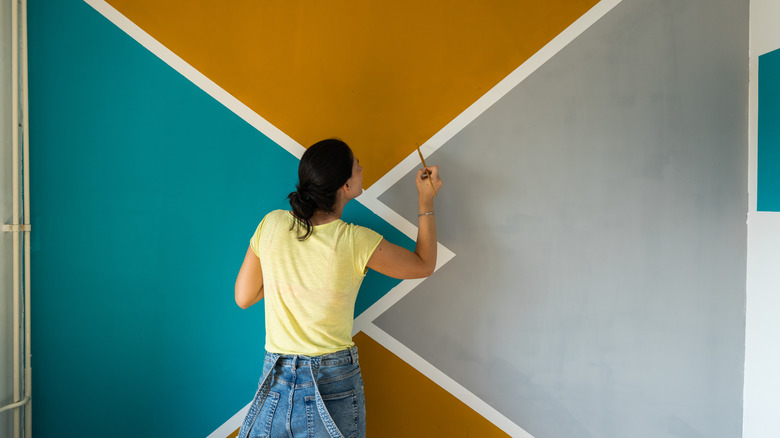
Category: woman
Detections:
[{"x1": 235, "y1": 138, "x2": 442, "y2": 438}]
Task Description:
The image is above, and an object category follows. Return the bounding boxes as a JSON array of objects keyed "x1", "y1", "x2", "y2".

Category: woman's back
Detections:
[{"x1": 251, "y1": 210, "x2": 382, "y2": 356}]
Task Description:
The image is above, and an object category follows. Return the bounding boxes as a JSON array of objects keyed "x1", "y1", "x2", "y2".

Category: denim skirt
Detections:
[{"x1": 238, "y1": 346, "x2": 366, "y2": 438}]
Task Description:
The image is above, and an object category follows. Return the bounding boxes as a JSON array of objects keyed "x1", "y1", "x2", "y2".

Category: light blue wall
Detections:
[{"x1": 744, "y1": 1, "x2": 780, "y2": 434}]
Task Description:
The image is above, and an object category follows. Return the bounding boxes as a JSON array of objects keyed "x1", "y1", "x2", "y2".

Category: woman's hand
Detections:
[
  {"x1": 416, "y1": 165, "x2": 442, "y2": 216},
  {"x1": 416, "y1": 165, "x2": 443, "y2": 201}
]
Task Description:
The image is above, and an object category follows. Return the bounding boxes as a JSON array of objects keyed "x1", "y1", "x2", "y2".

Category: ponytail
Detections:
[{"x1": 288, "y1": 139, "x2": 354, "y2": 240}]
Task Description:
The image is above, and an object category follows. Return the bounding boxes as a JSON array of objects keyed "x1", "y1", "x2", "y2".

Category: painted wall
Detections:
[
  {"x1": 27, "y1": 1, "x2": 407, "y2": 437},
  {"x1": 27, "y1": 0, "x2": 750, "y2": 437},
  {"x1": 379, "y1": 0, "x2": 748, "y2": 436},
  {"x1": 743, "y1": 0, "x2": 780, "y2": 437}
]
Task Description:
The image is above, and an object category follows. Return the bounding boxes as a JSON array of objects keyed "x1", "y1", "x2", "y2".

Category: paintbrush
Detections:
[{"x1": 417, "y1": 147, "x2": 437, "y2": 197}]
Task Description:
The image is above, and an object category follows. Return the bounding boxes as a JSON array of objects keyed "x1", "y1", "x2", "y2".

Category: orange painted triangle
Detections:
[
  {"x1": 107, "y1": 0, "x2": 598, "y2": 186},
  {"x1": 354, "y1": 332, "x2": 510, "y2": 436}
]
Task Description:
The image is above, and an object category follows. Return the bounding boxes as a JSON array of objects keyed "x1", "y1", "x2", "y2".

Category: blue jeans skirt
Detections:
[{"x1": 238, "y1": 346, "x2": 366, "y2": 438}]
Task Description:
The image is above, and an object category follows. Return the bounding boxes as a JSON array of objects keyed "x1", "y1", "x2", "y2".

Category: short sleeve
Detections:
[
  {"x1": 352, "y1": 225, "x2": 383, "y2": 275},
  {"x1": 249, "y1": 213, "x2": 271, "y2": 258}
]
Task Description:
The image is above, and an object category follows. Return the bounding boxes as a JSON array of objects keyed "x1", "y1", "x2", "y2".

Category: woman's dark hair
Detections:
[{"x1": 288, "y1": 139, "x2": 354, "y2": 240}]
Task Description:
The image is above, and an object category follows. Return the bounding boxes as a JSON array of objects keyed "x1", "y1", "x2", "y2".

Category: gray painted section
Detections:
[
  {"x1": 2, "y1": 0, "x2": 17, "y2": 436},
  {"x1": 376, "y1": 0, "x2": 748, "y2": 436}
]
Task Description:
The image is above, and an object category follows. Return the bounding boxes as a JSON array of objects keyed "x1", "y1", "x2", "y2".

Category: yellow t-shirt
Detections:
[{"x1": 250, "y1": 210, "x2": 383, "y2": 356}]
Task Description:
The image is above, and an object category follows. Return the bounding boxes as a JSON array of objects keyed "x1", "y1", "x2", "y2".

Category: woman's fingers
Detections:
[
  {"x1": 416, "y1": 165, "x2": 442, "y2": 195},
  {"x1": 425, "y1": 166, "x2": 442, "y2": 190}
]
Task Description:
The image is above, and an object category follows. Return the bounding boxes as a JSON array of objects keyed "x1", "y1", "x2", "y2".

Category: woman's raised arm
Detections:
[{"x1": 367, "y1": 165, "x2": 442, "y2": 279}]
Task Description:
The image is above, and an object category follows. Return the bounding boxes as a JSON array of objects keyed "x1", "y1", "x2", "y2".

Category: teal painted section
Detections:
[
  {"x1": 759, "y1": 48, "x2": 780, "y2": 211},
  {"x1": 28, "y1": 0, "x2": 408, "y2": 436},
  {"x1": 346, "y1": 203, "x2": 412, "y2": 317}
]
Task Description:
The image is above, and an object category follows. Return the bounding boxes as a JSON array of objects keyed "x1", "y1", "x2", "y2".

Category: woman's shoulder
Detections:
[
  {"x1": 340, "y1": 220, "x2": 382, "y2": 241},
  {"x1": 265, "y1": 209, "x2": 292, "y2": 221},
  {"x1": 256, "y1": 210, "x2": 294, "y2": 229}
]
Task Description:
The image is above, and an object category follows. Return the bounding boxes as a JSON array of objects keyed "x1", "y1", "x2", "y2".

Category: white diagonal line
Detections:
[
  {"x1": 368, "y1": 0, "x2": 623, "y2": 198},
  {"x1": 362, "y1": 323, "x2": 533, "y2": 438},
  {"x1": 83, "y1": 0, "x2": 306, "y2": 161},
  {"x1": 352, "y1": 238, "x2": 456, "y2": 336},
  {"x1": 206, "y1": 403, "x2": 250, "y2": 438}
]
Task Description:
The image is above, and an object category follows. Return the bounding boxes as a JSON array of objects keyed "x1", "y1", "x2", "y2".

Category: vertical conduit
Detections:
[
  {"x1": 21, "y1": 0, "x2": 31, "y2": 434},
  {"x1": 10, "y1": 0, "x2": 22, "y2": 434},
  {"x1": 1, "y1": 1, "x2": 31, "y2": 437}
]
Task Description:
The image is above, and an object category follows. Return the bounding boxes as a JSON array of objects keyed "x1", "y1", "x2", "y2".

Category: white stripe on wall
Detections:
[
  {"x1": 362, "y1": 323, "x2": 534, "y2": 438},
  {"x1": 366, "y1": 0, "x2": 623, "y2": 198},
  {"x1": 83, "y1": 0, "x2": 307, "y2": 161}
]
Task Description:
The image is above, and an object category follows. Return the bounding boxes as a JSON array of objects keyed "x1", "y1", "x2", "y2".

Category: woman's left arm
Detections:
[{"x1": 235, "y1": 246, "x2": 264, "y2": 309}]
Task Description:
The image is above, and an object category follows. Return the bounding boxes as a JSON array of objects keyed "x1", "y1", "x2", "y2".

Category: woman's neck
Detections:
[
  {"x1": 309, "y1": 193, "x2": 349, "y2": 226},
  {"x1": 310, "y1": 210, "x2": 339, "y2": 226}
]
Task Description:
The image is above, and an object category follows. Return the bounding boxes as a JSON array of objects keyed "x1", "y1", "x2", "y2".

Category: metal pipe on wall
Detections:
[
  {"x1": 10, "y1": 0, "x2": 22, "y2": 435},
  {"x1": 0, "y1": 1, "x2": 31, "y2": 437},
  {"x1": 22, "y1": 0, "x2": 32, "y2": 434}
]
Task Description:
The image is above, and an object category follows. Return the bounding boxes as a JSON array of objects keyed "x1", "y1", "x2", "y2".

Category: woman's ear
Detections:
[{"x1": 337, "y1": 183, "x2": 349, "y2": 199}]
